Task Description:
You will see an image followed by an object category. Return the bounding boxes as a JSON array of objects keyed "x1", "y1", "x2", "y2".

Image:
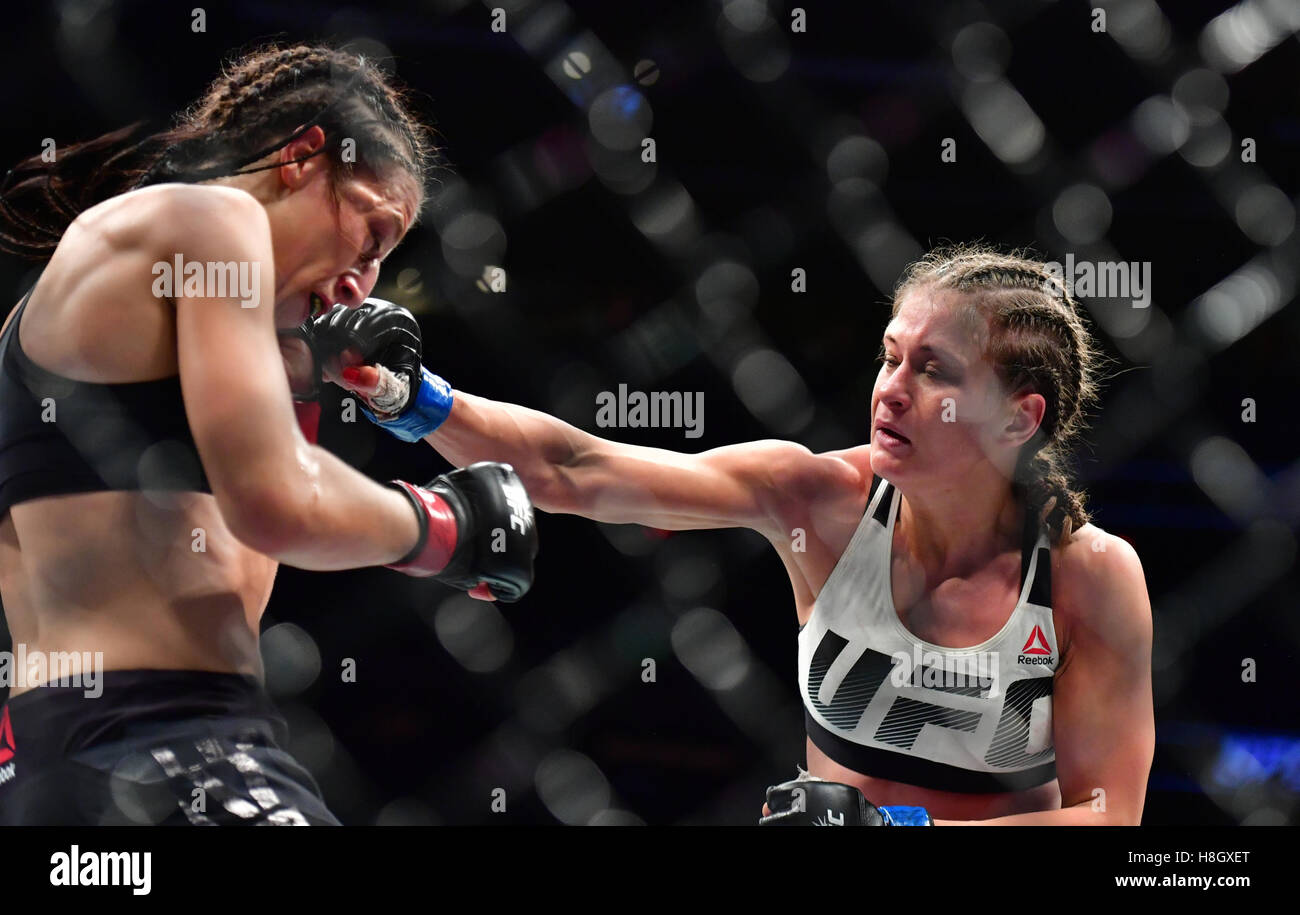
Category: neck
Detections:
[
  {"x1": 209, "y1": 169, "x2": 277, "y2": 204},
  {"x1": 894, "y1": 465, "x2": 1023, "y2": 581}
]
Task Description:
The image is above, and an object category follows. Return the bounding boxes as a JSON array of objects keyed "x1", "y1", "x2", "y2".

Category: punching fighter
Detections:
[{"x1": 321, "y1": 246, "x2": 1154, "y2": 825}]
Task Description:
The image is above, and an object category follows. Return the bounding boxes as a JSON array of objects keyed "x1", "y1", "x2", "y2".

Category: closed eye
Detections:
[{"x1": 360, "y1": 233, "x2": 382, "y2": 269}]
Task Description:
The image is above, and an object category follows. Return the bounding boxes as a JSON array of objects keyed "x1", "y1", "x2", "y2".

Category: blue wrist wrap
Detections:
[{"x1": 361, "y1": 365, "x2": 454, "y2": 442}]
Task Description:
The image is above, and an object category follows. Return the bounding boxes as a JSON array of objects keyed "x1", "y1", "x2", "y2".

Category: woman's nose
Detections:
[
  {"x1": 332, "y1": 275, "x2": 371, "y2": 308},
  {"x1": 877, "y1": 363, "x2": 910, "y2": 405}
]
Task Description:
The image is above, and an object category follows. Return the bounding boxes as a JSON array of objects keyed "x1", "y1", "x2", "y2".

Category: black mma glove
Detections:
[
  {"x1": 312, "y1": 298, "x2": 453, "y2": 440},
  {"x1": 386, "y1": 462, "x2": 538, "y2": 603},
  {"x1": 759, "y1": 777, "x2": 933, "y2": 826},
  {"x1": 312, "y1": 298, "x2": 422, "y2": 406}
]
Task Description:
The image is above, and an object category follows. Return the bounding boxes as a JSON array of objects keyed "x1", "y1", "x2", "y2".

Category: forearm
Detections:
[
  {"x1": 356, "y1": 361, "x2": 777, "y2": 530},
  {"x1": 425, "y1": 391, "x2": 583, "y2": 511},
  {"x1": 235, "y1": 445, "x2": 421, "y2": 571}
]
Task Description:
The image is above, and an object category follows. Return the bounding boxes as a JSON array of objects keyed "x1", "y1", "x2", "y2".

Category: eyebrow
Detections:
[{"x1": 882, "y1": 335, "x2": 964, "y2": 365}]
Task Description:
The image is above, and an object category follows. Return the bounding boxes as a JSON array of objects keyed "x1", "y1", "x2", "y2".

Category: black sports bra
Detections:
[{"x1": 0, "y1": 279, "x2": 211, "y2": 517}]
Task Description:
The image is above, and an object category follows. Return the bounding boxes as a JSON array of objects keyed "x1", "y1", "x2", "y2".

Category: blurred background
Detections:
[{"x1": 1, "y1": 0, "x2": 1298, "y2": 824}]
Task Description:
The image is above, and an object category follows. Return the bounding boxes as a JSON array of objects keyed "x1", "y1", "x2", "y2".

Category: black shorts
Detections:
[{"x1": 0, "y1": 669, "x2": 339, "y2": 825}]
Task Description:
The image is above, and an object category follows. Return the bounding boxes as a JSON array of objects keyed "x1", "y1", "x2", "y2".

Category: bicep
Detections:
[
  {"x1": 1051, "y1": 537, "x2": 1155, "y2": 822},
  {"x1": 169, "y1": 195, "x2": 301, "y2": 511}
]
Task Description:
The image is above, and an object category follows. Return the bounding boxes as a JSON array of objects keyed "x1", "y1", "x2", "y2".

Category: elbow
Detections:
[{"x1": 217, "y1": 476, "x2": 311, "y2": 557}]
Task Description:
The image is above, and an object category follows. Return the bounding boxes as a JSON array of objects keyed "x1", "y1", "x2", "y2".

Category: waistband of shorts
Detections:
[{"x1": 2, "y1": 668, "x2": 287, "y2": 763}]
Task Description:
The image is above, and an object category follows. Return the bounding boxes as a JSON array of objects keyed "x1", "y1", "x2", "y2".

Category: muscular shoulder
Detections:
[
  {"x1": 67, "y1": 184, "x2": 269, "y2": 262},
  {"x1": 764, "y1": 442, "x2": 869, "y2": 503},
  {"x1": 1053, "y1": 523, "x2": 1153, "y2": 672},
  {"x1": 28, "y1": 185, "x2": 270, "y2": 377},
  {"x1": 759, "y1": 442, "x2": 872, "y2": 539}
]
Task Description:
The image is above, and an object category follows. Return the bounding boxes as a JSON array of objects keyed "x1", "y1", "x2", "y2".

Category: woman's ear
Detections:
[
  {"x1": 1003, "y1": 389, "x2": 1046, "y2": 448},
  {"x1": 277, "y1": 125, "x2": 329, "y2": 189}
]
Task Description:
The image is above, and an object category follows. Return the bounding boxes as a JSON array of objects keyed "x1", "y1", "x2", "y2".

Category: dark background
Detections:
[{"x1": 1, "y1": 0, "x2": 1297, "y2": 824}]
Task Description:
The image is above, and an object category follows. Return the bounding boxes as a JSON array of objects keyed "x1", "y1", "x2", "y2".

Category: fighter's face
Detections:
[
  {"x1": 265, "y1": 126, "x2": 420, "y2": 330},
  {"x1": 870, "y1": 286, "x2": 1027, "y2": 481},
  {"x1": 273, "y1": 169, "x2": 419, "y2": 329}
]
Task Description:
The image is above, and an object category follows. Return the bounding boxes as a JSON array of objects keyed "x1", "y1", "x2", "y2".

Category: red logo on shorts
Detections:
[
  {"x1": 0, "y1": 707, "x2": 14, "y2": 764},
  {"x1": 1021, "y1": 625, "x2": 1052, "y2": 655}
]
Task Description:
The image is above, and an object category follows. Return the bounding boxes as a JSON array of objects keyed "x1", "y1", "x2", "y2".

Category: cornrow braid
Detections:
[
  {"x1": 0, "y1": 41, "x2": 440, "y2": 258},
  {"x1": 145, "y1": 43, "x2": 431, "y2": 188},
  {"x1": 892, "y1": 243, "x2": 1110, "y2": 546}
]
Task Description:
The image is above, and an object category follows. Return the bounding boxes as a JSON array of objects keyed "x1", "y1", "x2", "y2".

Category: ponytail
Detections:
[
  {"x1": 0, "y1": 42, "x2": 437, "y2": 261},
  {"x1": 0, "y1": 123, "x2": 168, "y2": 258},
  {"x1": 1013, "y1": 438, "x2": 1089, "y2": 547}
]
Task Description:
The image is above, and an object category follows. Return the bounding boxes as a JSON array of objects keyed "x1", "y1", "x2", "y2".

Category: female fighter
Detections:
[
  {"x1": 330, "y1": 245, "x2": 1154, "y2": 825},
  {"x1": 0, "y1": 43, "x2": 536, "y2": 826}
]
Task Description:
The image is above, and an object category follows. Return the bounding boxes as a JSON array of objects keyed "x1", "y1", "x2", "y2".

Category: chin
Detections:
[
  {"x1": 867, "y1": 452, "x2": 895, "y2": 476},
  {"x1": 869, "y1": 450, "x2": 917, "y2": 484}
]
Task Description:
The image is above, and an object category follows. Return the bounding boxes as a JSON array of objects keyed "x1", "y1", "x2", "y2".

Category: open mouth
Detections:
[
  {"x1": 876, "y1": 427, "x2": 911, "y2": 445},
  {"x1": 308, "y1": 292, "x2": 326, "y2": 320}
]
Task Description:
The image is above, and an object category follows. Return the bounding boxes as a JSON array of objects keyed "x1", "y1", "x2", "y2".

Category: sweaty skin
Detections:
[{"x1": 0, "y1": 142, "x2": 423, "y2": 697}]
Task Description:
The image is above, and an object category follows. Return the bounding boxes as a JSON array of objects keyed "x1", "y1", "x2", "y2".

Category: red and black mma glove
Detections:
[
  {"x1": 385, "y1": 462, "x2": 538, "y2": 603},
  {"x1": 311, "y1": 299, "x2": 452, "y2": 442},
  {"x1": 759, "y1": 777, "x2": 933, "y2": 826}
]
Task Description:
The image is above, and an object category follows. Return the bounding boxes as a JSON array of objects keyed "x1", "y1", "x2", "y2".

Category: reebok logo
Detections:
[
  {"x1": 1018, "y1": 625, "x2": 1055, "y2": 665},
  {"x1": 1021, "y1": 625, "x2": 1052, "y2": 654}
]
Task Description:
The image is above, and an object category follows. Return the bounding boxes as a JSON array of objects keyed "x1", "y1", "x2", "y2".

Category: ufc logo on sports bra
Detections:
[{"x1": 806, "y1": 629, "x2": 1052, "y2": 769}]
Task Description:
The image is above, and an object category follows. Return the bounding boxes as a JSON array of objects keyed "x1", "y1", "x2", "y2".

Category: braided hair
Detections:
[
  {"x1": 892, "y1": 244, "x2": 1110, "y2": 547},
  {"x1": 0, "y1": 42, "x2": 438, "y2": 258}
]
